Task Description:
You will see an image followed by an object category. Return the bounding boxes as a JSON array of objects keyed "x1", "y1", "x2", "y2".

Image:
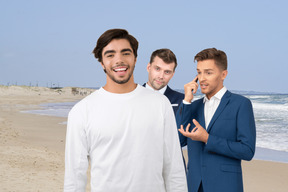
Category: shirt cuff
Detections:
[{"x1": 183, "y1": 100, "x2": 191, "y2": 105}]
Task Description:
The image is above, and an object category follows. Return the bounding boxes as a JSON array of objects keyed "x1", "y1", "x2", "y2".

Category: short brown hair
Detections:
[
  {"x1": 194, "y1": 48, "x2": 227, "y2": 70},
  {"x1": 92, "y1": 29, "x2": 139, "y2": 63},
  {"x1": 149, "y1": 48, "x2": 177, "y2": 71}
]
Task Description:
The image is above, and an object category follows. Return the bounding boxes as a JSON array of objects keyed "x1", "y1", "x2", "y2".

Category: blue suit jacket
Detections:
[
  {"x1": 176, "y1": 91, "x2": 256, "y2": 192},
  {"x1": 163, "y1": 85, "x2": 184, "y2": 115},
  {"x1": 143, "y1": 84, "x2": 184, "y2": 116}
]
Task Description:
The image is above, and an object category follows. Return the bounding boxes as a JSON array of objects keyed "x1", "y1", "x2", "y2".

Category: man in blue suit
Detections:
[
  {"x1": 144, "y1": 48, "x2": 184, "y2": 115},
  {"x1": 177, "y1": 48, "x2": 256, "y2": 192}
]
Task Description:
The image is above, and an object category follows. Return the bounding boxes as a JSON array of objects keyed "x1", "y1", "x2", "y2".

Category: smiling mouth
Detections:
[{"x1": 113, "y1": 67, "x2": 128, "y2": 72}]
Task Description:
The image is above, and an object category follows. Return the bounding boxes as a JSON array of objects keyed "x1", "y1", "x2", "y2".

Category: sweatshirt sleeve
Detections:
[
  {"x1": 64, "y1": 102, "x2": 89, "y2": 192},
  {"x1": 162, "y1": 99, "x2": 188, "y2": 192}
]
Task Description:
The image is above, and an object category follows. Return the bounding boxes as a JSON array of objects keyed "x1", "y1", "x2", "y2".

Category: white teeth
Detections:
[{"x1": 114, "y1": 68, "x2": 126, "y2": 72}]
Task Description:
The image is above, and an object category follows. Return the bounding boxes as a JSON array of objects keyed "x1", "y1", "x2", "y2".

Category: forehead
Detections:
[
  {"x1": 197, "y1": 59, "x2": 217, "y2": 70},
  {"x1": 102, "y1": 39, "x2": 132, "y2": 54},
  {"x1": 151, "y1": 56, "x2": 175, "y2": 70}
]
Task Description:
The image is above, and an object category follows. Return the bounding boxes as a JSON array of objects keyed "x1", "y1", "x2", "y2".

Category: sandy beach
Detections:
[{"x1": 0, "y1": 86, "x2": 287, "y2": 192}]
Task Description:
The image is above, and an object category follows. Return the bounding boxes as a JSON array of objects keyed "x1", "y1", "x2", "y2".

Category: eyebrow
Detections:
[
  {"x1": 103, "y1": 48, "x2": 133, "y2": 56},
  {"x1": 153, "y1": 64, "x2": 173, "y2": 71},
  {"x1": 103, "y1": 50, "x2": 116, "y2": 56},
  {"x1": 153, "y1": 64, "x2": 161, "y2": 68},
  {"x1": 121, "y1": 48, "x2": 133, "y2": 53},
  {"x1": 197, "y1": 69, "x2": 214, "y2": 71}
]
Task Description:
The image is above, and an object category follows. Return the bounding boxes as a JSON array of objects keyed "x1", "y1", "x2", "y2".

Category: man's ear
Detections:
[
  {"x1": 222, "y1": 70, "x2": 228, "y2": 80},
  {"x1": 171, "y1": 71, "x2": 175, "y2": 78},
  {"x1": 100, "y1": 62, "x2": 106, "y2": 73},
  {"x1": 100, "y1": 62, "x2": 105, "y2": 69},
  {"x1": 147, "y1": 63, "x2": 151, "y2": 72}
]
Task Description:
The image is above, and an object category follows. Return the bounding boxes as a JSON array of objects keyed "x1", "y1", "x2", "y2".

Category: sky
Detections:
[{"x1": 1, "y1": 0, "x2": 287, "y2": 93}]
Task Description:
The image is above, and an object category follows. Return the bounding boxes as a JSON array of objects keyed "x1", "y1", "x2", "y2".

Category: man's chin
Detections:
[
  {"x1": 114, "y1": 76, "x2": 132, "y2": 84},
  {"x1": 151, "y1": 85, "x2": 162, "y2": 90},
  {"x1": 152, "y1": 83, "x2": 165, "y2": 90},
  {"x1": 201, "y1": 89, "x2": 210, "y2": 96}
]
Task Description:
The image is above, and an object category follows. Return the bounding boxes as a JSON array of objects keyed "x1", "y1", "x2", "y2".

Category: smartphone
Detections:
[{"x1": 192, "y1": 77, "x2": 198, "y2": 93}]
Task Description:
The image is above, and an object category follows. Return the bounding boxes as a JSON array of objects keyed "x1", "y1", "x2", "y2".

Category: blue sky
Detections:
[{"x1": 1, "y1": 0, "x2": 287, "y2": 93}]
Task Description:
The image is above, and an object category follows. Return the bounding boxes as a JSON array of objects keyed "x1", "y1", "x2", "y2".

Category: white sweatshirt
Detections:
[{"x1": 64, "y1": 85, "x2": 187, "y2": 192}]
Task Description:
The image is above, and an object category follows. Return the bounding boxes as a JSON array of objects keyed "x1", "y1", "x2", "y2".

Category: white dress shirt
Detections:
[
  {"x1": 203, "y1": 87, "x2": 227, "y2": 128},
  {"x1": 183, "y1": 86, "x2": 227, "y2": 128},
  {"x1": 145, "y1": 83, "x2": 167, "y2": 95}
]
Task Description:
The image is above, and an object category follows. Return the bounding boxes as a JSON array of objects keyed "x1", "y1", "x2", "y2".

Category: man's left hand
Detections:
[{"x1": 178, "y1": 119, "x2": 209, "y2": 143}]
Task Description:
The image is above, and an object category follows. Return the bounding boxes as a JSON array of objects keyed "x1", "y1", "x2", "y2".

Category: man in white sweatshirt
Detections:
[{"x1": 64, "y1": 28, "x2": 187, "y2": 192}]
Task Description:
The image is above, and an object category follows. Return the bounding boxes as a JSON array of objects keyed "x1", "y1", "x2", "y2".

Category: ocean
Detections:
[{"x1": 22, "y1": 92, "x2": 288, "y2": 163}]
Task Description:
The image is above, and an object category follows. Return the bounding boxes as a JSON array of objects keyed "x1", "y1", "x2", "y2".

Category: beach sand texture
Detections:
[{"x1": 0, "y1": 86, "x2": 287, "y2": 192}]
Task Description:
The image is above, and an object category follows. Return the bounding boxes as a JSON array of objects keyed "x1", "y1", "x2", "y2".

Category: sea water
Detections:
[
  {"x1": 22, "y1": 93, "x2": 288, "y2": 162},
  {"x1": 245, "y1": 94, "x2": 288, "y2": 153}
]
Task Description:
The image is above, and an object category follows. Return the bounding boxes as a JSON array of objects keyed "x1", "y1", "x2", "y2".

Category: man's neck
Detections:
[
  {"x1": 103, "y1": 78, "x2": 137, "y2": 94},
  {"x1": 205, "y1": 86, "x2": 226, "y2": 100},
  {"x1": 145, "y1": 82, "x2": 167, "y2": 95}
]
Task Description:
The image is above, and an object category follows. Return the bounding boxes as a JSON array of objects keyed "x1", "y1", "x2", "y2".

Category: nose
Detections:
[
  {"x1": 198, "y1": 73, "x2": 205, "y2": 82},
  {"x1": 159, "y1": 71, "x2": 164, "y2": 79},
  {"x1": 115, "y1": 53, "x2": 124, "y2": 64}
]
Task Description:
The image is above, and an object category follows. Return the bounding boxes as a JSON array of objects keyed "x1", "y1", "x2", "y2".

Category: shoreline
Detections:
[
  {"x1": 253, "y1": 147, "x2": 288, "y2": 164},
  {"x1": 22, "y1": 105, "x2": 288, "y2": 164},
  {"x1": 181, "y1": 146, "x2": 288, "y2": 164},
  {"x1": 1, "y1": 86, "x2": 288, "y2": 191},
  {"x1": 0, "y1": 86, "x2": 92, "y2": 191}
]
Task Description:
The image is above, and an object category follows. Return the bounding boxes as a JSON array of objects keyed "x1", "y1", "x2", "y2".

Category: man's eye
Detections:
[
  {"x1": 107, "y1": 54, "x2": 113, "y2": 58},
  {"x1": 123, "y1": 52, "x2": 131, "y2": 55},
  {"x1": 165, "y1": 71, "x2": 172, "y2": 74},
  {"x1": 155, "y1": 67, "x2": 160, "y2": 71}
]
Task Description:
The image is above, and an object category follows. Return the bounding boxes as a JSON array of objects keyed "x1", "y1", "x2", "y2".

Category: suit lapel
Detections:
[
  {"x1": 198, "y1": 101, "x2": 206, "y2": 129},
  {"x1": 207, "y1": 91, "x2": 231, "y2": 132},
  {"x1": 163, "y1": 85, "x2": 172, "y2": 97}
]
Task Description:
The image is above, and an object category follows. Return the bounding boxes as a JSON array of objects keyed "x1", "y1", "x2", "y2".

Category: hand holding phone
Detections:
[{"x1": 184, "y1": 76, "x2": 199, "y2": 103}]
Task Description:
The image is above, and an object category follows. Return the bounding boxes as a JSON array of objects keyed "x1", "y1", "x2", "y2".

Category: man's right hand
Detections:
[{"x1": 183, "y1": 76, "x2": 198, "y2": 103}]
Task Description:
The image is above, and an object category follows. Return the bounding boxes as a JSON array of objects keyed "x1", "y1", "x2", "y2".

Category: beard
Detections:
[{"x1": 150, "y1": 79, "x2": 165, "y2": 90}]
